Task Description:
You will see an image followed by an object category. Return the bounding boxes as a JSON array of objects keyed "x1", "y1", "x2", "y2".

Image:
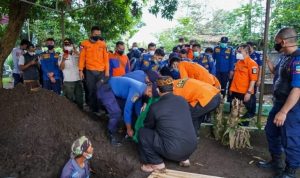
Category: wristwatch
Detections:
[{"x1": 247, "y1": 90, "x2": 252, "y2": 94}]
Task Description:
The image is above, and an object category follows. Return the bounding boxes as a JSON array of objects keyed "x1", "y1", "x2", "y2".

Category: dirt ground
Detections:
[{"x1": 0, "y1": 86, "x2": 299, "y2": 178}]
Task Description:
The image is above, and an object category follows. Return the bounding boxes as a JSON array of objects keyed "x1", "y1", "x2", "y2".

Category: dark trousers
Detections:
[
  {"x1": 265, "y1": 101, "x2": 300, "y2": 168},
  {"x1": 13, "y1": 73, "x2": 23, "y2": 87},
  {"x1": 63, "y1": 81, "x2": 84, "y2": 109},
  {"x1": 216, "y1": 72, "x2": 229, "y2": 97},
  {"x1": 248, "y1": 87, "x2": 258, "y2": 116},
  {"x1": 43, "y1": 79, "x2": 61, "y2": 95},
  {"x1": 230, "y1": 92, "x2": 255, "y2": 116},
  {"x1": 85, "y1": 70, "x2": 104, "y2": 112},
  {"x1": 97, "y1": 83, "x2": 122, "y2": 134},
  {"x1": 190, "y1": 94, "x2": 221, "y2": 136}
]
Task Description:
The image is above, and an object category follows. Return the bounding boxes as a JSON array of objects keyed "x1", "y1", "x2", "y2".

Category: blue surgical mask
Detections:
[
  {"x1": 220, "y1": 43, "x2": 227, "y2": 48},
  {"x1": 193, "y1": 51, "x2": 200, "y2": 57}
]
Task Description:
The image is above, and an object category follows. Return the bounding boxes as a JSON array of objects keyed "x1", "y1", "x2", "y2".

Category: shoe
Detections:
[
  {"x1": 93, "y1": 110, "x2": 105, "y2": 117},
  {"x1": 179, "y1": 159, "x2": 190, "y2": 167},
  {"x1": 257, "y1": 154, "x2": 284, "y2": 175},
  {"x1": 109, "y1": 133, "x2": 122, "y2": 147},
  {"x1": 141, "y1": 164, "x2": 154, "y2": 172},
  {"x1": 151, "y1": 162, "x2": 166, "y2": 171},
  {"x1": 273, "y1": 167, "x2": 296, "y2": 178}
]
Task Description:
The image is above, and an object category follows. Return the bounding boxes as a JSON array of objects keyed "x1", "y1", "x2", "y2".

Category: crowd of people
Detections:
[{"x1": 10, "y1": 26, "x2": 300, "y2": 178}]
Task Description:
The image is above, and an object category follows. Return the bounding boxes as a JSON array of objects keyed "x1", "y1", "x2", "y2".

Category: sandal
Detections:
[{"x1": 179, "y1": 159, "x2": 190, "y2": 167}]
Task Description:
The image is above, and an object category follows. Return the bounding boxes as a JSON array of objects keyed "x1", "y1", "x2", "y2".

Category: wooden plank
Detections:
[{"x1": 148, "y1": 169, "x2": 223, "y2": 178}]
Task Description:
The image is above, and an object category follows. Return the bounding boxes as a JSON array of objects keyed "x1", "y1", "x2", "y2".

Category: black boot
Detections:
[
  {"x1": 257, "y1": 154, "x2": 284, "y2": 175},
  {"x1": 273, "y1": 166, "x2": 296, "y2": 178},
  {"x1": 108, "y1": 133, "x2": 122, "y2": 147}
]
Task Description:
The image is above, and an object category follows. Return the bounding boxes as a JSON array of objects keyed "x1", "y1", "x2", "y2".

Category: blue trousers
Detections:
[
  {"x1": 265, "y1": 101, "x2": 300, "y2": 168},
  {"x1": 97, "y1": 83, "x2": 122, "y2": 134},
  {"x1": 43, "y1": 79, "x2": 61, "y2": 95},
  {"x1": 13, "y1": 73, "x2": 23, "y2": 87},
  {"x1": 216, "y1": 72, "x2": 229, "y2": 97}
]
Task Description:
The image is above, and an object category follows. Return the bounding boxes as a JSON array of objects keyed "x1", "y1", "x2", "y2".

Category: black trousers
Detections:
[
  {"x1": 190, "y1": 94, "x2": 221, "y2": 136},
  {"x1": 230, "y1": 92, "x2": 255, "y2": 116},
  {"x1": 138, "y1": 128, "x2": 191, "y2": 164},
  {"x1": 85, "y1": 70, "x2": 104, "y2": 112}
]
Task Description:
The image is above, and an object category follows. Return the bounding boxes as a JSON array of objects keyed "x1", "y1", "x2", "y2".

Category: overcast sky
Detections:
[{"x1": 129, "y1": 0, "x2": 248, "y2": 45}]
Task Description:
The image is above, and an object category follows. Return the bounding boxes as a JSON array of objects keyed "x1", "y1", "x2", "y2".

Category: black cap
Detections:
[{"x1": 220, "y1": 36, "x2": 229, "y2": 43}]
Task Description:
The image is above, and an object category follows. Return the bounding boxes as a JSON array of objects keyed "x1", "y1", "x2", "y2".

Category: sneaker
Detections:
[
  {"x1": 179, "y1": 159, "x2": 191, "y2": 167},
  {"x1": 141, "y1": 164, "x2": 154, "y2": 173}
]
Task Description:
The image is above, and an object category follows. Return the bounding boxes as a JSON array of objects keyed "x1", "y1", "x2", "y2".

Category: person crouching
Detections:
[{"x1": 138, "y1": 76, "x2": 197, "y2": 172}]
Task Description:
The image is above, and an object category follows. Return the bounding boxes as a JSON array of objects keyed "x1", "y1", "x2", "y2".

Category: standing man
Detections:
[
  {"x1": 193, "y1": 44, "x2": 216, "y2": 75},
  {"x1": 247, "y1": 41, "x2": 263, "y2": 118},
  {"x1": 136, "y1": 48, "x2": 165, "y2": 73},
  {"x1": 109, "y1": 41, "x2": 130, "y2": 77},
  {"x1": 213, "y1": 37, "x2": 235, "y2": 97},
  {"x1": 258, "y1": 28, "x2": 300, "y2": 178},
  {"x1": 59, "y1": 38, "x2": 83, "y2": 109},
  {"x1": 138, "y1": 76, "x2": 197, "y2": 172},
  {"x1": 79, "y1": 26, "x2": 109, "y2": 114},
  {"x1": 229, "y1": 44, "x2": 258, "y2": 126},
  {"x1": 18, "y1": 43, "x2": 40, "y2": 91},
  {"x1": 40, "y1": 38, "x2": 61, "y2": 94},
  {"x1": 11, "y1": 39, "x2": 30, "y2": 86}
]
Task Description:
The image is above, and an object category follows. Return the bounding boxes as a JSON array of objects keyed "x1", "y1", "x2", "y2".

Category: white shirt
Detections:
[
  {"x1": 12, "y1": 47, "x2": 24, "y2": 74},
  {"x1": 58, "y1": 53, "x2": 80, "y2": 82}
]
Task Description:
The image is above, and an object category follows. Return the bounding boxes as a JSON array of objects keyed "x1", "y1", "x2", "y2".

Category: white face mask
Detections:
[
  {"x1": 64, "y1": 46, "x2": 73, "y2": 52},
  {"x1": 84, "y1": 153, "x2": 93, "y2": 160},
  {"x1": 133, "y1": 47, "x2": 138, "y2": 50},
  {"x1": 29, "y1": 52, "x2": 35, "y2": 56},
  {"x1": 149, "y1": 51, "x2": 155, "y2": 55},
  {"x1": 236, "y1": 53, "x2": 244, "y2": 60}
]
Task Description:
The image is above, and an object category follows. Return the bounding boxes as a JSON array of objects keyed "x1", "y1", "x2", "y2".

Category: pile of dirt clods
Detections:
[{"x1": 0, "y1": 86, "x2": 135, "y2": 178}]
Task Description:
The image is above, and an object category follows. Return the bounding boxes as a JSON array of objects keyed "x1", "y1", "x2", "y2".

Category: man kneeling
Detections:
[{"x1": 138, "y1": 76, "x2": 197, "y2": 172}]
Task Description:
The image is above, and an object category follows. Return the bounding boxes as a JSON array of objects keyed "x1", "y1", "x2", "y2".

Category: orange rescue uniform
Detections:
[
  {"x1": 173, "y1": 78, "x2": 220, "y2": 107},
  {"x1": 79, "y1": 39, "x2": 109, "y2": 75},
  {"x1": 178, "y1": 61, "x2": 220, "y2": 88},
  {"x1": 187, "y1": 48, "x2": 194, "y2": 60},
  {"x1": 109, "y1": 52, "x2": 130, "y2": 77},
  {"x1": 230, "y1": 56, "x2": 258, "y2": 94}
]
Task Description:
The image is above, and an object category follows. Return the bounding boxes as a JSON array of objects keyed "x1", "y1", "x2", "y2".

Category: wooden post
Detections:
[{"x1": 257, "y1": 0, "x2": 271, "y2": 129}]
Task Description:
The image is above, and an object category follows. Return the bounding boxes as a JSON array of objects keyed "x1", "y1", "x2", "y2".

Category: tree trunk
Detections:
[{"x1": 0, "y1": 0, "x2": 35, "y2": 88}]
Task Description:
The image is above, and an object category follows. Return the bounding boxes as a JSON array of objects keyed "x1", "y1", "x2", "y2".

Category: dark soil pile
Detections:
[{"x1": 0, "y1": 86, "x2": 136, "y2": 178}]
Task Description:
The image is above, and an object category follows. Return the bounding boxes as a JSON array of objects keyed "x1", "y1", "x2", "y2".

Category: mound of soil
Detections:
[
  {"x1": 1, "y1": 86, "x2": 299, "y2": 178},
  {"x1": 0, "y1": 86, "x2": 136, "y2": 178}
]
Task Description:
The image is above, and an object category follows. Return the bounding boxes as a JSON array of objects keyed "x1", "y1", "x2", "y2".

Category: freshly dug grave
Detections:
[
  {"x1": 0, "y1": 85, "x2": 136, "y2": 178},
  {"x1": 1, "y1": 86, "x2": 299, "y2": 178}
]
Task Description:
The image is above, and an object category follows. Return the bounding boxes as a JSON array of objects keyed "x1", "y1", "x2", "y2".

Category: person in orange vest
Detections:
[
  {"x1": 79, "y1": 26, "x2": 109, "y2": 114},
  {"x1": 109, "y1": 41, "x2": 130, "y2": 77},
  {"x1": 229, "y1": 44, "x2": 258, "y2": 126},
  {"x1": 169, "y1": 57, "x2": 221, "y2": 89},
  {"x1": 187, "y1": 40, "x2": 196, "y2": 60},
  {"x1": 173, "y1": 78, "x2": 221, "y2": 138}
]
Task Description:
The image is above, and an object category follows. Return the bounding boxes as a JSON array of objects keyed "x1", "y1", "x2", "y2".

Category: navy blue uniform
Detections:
[
  {"x1": 194, "y1": 53, "x2": 216, "y2": 75},
  {"x1": 266, "y1": 49, "x2": 300, "y2": 169},
  {"x1": 213, "y1": 46, "x2": 235, "y2": 96},
  {"x1": 40, "y1": 51, "x2": 61, "y2": 94}
]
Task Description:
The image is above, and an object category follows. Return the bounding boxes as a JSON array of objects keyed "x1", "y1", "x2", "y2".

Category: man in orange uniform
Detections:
[
  {"x1": 169, "y1": 57, "x2": 221, "y2": 89},
  {"x1": 173, "y1": 78, "x2": 221, "y2": 138},
  {"x1": 79, "y1": 26, "x2": 109, "y2": 113},
  {"x1": 230, "y1": 44, "x2": 258, "y2": 126},
  {"x1": 109, "y1": 41, "x2": 130, "y2": 77}
]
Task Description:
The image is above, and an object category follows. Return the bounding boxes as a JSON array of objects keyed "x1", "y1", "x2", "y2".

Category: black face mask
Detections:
[
  {"x1": 91, "y1": 36, "x2": 100, "y2": 41},
  {"x1": 117, "y1": 50, "x2": 124, "y2": 55},
  {"x1": 47, "y1": 45, "x2": 54, "y2": 50},
  {"x1": 274, "y1": 43, "x2": 282, "y2": 52}
]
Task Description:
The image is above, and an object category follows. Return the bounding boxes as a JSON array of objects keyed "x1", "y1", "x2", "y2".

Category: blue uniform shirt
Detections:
[
  {"x1": 194, "y1": 53, "x2": 216, "y2": 75},
  {"x1": 290, "y1": 50, "x2": 300, "y2": 88},
  {"x1": 213, "y1": 46, "x2": 235, "y2": 73},
  {"x1": 61, "y1": 159, "x2": 90, "y2": 178},
  {"x1": 40, "y1": 51, "x2": 61, "y2": 80},
  {"x1": 109, "y1": 77, "x2": 146, "y2": 124},
  {"x1": 250, "y1": 51, "x2": 262, "y2": 66},
  {"x1": 123, "y1": 70, "x2": 147, "y2": 83}
]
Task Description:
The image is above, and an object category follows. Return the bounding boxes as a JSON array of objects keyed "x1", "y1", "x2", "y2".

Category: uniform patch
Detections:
[
  {"x1": 176, "y1": 78, "x2": 188, "y2": 88},
  {"x1": 131, "y1": 94, "x2": 139, "y2": 102},
  {"x1": 215, "y1": 48, "x2": 220, "y2": 53},
  {"x1": 295, "y1": 65, "x2": 300, "y2": 73},
  {"x1": 151, "y1": 65, "x2": 158, "y2": 71},
  {"x1": 143, "y1": 60, "x2": 149, "y2": 67},
  {"x1": 252, "y1": 68, "x2": 257, "y2": 74},
  {"x1": 42, "y1": 54, "x2": 50, "y2": 59},
  {"x1": 225, "y1": 49, "x2": 231, "y2": 54}
]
